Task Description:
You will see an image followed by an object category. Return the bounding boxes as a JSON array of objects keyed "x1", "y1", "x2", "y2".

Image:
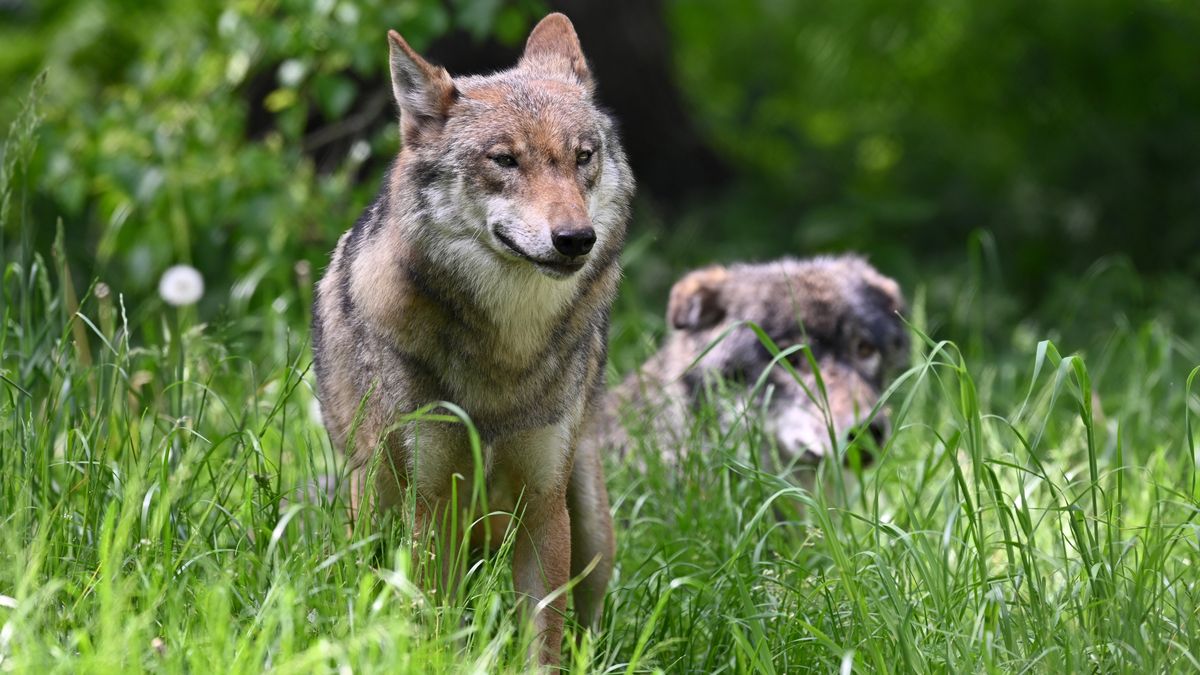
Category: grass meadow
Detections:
[{"x1": 4, "y1": 84, "x2": 1200, "y2": 674}]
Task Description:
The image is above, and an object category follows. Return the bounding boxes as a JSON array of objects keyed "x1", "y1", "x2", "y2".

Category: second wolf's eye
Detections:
[
  {"x1": 576, "y1": 149, "x2": 593, "y2": 166},
  {"x1": 490, "y1": 154, "x2": 518, "y2": 168},
  {"x1": 785, "y1": 347, "x2": 812, "y2": 370},
  {"x1": 855, "y1": 340, "x2": 878, "y2": 361}
]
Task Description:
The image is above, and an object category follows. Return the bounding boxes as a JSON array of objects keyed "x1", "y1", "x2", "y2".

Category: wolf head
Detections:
[
  {"x1": 386, "y1": 14, "x2": 633, "y2": 280},
  {"x1": 666, "y1": 256, "x2": 909, "y2": 470}
]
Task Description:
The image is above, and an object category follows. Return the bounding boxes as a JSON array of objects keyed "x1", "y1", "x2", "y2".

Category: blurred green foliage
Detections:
[
  {"x1": 2, "y1": 0, "x2": 1199, "y2": 343},
  {"x1": 0, "y1": 0, "x2": 542, "y2": 320},
  {"x1": 669, "y1": 0, "x2": 1200, "y2": 292}
]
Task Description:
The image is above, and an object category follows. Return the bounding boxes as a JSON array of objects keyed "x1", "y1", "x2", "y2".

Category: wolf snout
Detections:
[
  {"x1": 551, "y1": 227, "x2": 596, "y2": 257},
  {"x1": 781, "y1": 413, "x2": 889, "y2": 468}
]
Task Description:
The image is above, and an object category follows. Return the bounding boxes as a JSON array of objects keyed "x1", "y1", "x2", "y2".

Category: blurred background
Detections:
[{"x1": 3, "y1": 0, "x2": 1199, "y2": 366}]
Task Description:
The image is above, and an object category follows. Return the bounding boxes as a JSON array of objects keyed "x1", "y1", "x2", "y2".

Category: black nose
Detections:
[
  {"x1": 867, "y1": 418, "x2": 889, "y2": 446},
  {"x1": 843, "y1": 443, "x2": 875, "y2": 468},
  {"x1": 845, "y1": 418, "x2": 890, "y2": 468},
  {"x1": 551, "y1": 228, "x2": 596, "y2": 257}
]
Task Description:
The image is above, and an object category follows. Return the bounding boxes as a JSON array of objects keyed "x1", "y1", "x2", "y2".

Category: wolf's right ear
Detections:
[
  {"x1": 668, "y1": 266, "x2": 728, "y2": 330},
  {"x1": 387, "y1": 30, "x2": 459, "y2": 145}
]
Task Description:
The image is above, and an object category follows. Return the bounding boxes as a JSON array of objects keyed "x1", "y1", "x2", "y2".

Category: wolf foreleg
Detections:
[{"x1": 513, "y1": 495, "x2": 571, "y2": 666}]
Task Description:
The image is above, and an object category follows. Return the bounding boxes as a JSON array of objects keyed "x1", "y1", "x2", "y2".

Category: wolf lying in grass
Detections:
[
  {"x1": 583, "y1": 255, "x2": 909, "y2": 481},
  {"x1": 311, "y1": 13, "x2": 632, "y2": 665}
]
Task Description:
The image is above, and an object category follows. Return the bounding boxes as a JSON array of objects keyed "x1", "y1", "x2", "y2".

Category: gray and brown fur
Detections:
[
  {"x1": 583, "y1": 255, "x2": 908, "y2": 481},
  {"x1": 311, "y1": 14, "x2": 632, "y2": 665}
]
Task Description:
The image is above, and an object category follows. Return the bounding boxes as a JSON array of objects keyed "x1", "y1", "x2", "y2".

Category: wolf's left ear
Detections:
[
  {"x1": 519, "y1": 13, "x2": 593, "y2": 91},
  {"x1": 668, "y1": 266, "x2": 728, "y2": 331},
  {"x1": 387, "y1": 30, "x2": 459, "y2": 145}
]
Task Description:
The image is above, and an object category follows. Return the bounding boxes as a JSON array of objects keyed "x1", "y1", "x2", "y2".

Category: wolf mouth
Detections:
[{"x1": 492, "y1": 229, "x2": 586, "y2": 277}]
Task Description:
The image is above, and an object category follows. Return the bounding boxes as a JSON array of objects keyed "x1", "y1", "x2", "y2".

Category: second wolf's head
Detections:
[
  {"x1": 386, "y1": 14, "x2": 633, "y2": 281},
  {"x1": 665, "y1": 255, "x2": 909, "y2": 470}
]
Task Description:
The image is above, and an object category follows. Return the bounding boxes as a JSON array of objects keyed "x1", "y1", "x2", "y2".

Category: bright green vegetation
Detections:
[{"x1": 3, "y1": 85, "x2": 1200, "y2": 673}]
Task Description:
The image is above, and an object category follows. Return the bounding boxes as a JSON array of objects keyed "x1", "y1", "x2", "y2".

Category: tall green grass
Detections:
[{"x1": 4, "y1": 88, "x2": 1200, "y2": 674}]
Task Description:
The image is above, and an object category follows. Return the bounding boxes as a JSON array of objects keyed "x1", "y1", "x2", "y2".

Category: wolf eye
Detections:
[
  {"x1": 784, "y1": 348, "x2": 811, "y2": 370},
  {"x1": 576, "y1": 149, "x2": 593, "y2": 166},
  {"x1": 490, "y1": 154, "x2": 518, "y2": 168},
  {"x1": 855, "y1": 340, "x2": 878, "y2": 361}
]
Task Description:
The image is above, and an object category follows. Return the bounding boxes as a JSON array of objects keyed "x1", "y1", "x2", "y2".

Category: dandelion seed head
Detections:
[
  {"x1": 278, "y1": 59, "x2": 306, "y2": 88},
  {"x1": 349, "y1": 139, "x2": 371, "y2": 164},
  {"x1": 159, "y1": 265, "x2": 204, "y2": 306}
]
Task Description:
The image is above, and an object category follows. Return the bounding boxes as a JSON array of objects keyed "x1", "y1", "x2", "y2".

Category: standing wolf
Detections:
[{"x1": 311, "y1": 14, "x2": 633, "y2": 664}]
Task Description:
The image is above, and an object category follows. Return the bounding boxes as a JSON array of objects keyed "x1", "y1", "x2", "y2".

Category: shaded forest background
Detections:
[{"x1": 2, "y1": 0, "x2": 1199, "y2": 354}]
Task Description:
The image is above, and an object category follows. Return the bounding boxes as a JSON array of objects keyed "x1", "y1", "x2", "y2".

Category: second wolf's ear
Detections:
[
  {"x1": 387, "y1": 30, "x2": 459, "y2": 145},
  {"x1": 668, "y1": 266, "x2": 728, "y2": 330},
  {"x1": 519, "y1": 13, "x2": 593, "y2": 91}
]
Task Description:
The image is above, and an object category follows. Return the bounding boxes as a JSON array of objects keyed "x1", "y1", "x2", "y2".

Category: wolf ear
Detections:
[
  {"x1": 519, "y1": 13, "x2": 593, "y2": 90},
  {"x1": 668, "y1": 266, "x2": 728, "y2": 330},
  {"x1": 867, "y1": 274, "x2": 905, "y2": 314},
  {"x1": 387, "y1": 30, "x2": 459, "y2": 145}
]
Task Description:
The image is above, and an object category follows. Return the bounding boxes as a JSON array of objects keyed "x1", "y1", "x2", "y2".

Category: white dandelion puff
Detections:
[
  {"x1": 349, "y1": 139, "x2": 371, "y2": 164},
  {"x1": 158, "y1": 265, "x2": 205, "y2": 306},
  {"x1": 278, "y1": 59, "x2": 307, "y2": 88}
]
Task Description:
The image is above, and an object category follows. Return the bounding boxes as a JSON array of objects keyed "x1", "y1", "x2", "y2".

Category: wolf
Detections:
[
  {"x1": 310, "y1": 13, "x2": 633, "y2": 664},
  {"x1": 583, "y1": 255, "x2": 909, "y2": 483}
]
